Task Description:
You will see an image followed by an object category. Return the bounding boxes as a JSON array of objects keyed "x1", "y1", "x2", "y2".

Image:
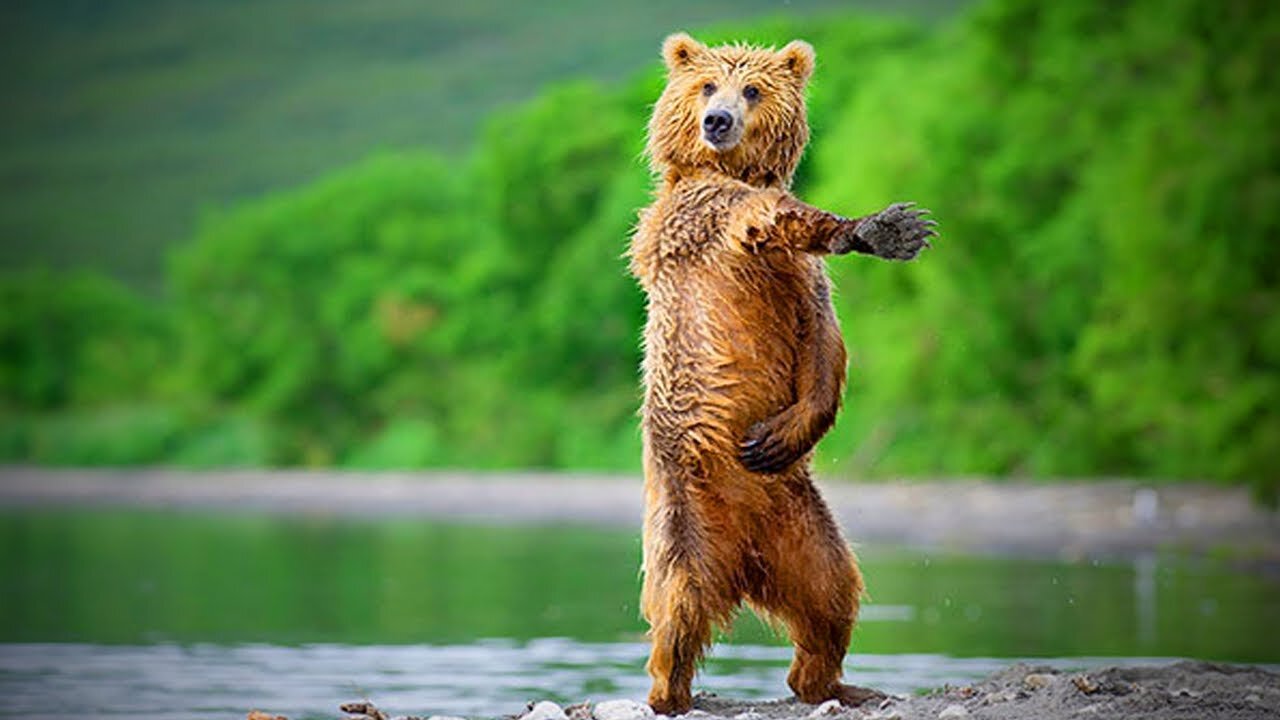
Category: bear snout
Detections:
[
  {"x1": 701, "y1": 108, "x2": 741, "y2": 150},
  {"x1": 703, "y1": 109, "x2": 734, "y2": 134}
]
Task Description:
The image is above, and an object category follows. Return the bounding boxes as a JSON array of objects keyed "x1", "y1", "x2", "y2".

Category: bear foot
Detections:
[
  {"x1": 835, "y1": 683, "x2": 887, "y2": 707},
  {"x1": 648, "y1": 692, "x2": 692, "y2": 716}
]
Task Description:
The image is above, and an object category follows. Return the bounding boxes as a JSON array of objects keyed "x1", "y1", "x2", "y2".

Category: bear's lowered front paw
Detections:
[
  {"x1": 860, "y1": 202, "x2": 936, "y2": 260},
  {"x1": 738, "y1": 419, "x2": 806, "y2": 474}
]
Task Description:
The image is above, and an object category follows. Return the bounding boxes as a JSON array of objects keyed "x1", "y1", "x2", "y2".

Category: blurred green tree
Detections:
[
  {"x1": 171, "y1": 153, "x2": 503, "y2": 465},
  {"x1": 0, "y1": 269, "x2": 167, "y2": 409},
  {"x1": 0, "y1": 269, "x2": 179, "y2": 462}
]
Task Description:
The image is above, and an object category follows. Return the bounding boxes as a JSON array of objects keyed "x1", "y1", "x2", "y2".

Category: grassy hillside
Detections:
[{"x1": 0, "y1": 0, "x2": 964, "y2": 287}]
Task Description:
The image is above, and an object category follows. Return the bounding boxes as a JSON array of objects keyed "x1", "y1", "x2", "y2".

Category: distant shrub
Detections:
[
  {"x1": 168, "y1": 414, "x2": 276, "y2": 468},
  {"x1": 11, "y1": 405, "x2": 184, "y2": 465},
  {"x1": 343, "y1": 418, "x2": 446, "y2": 470},
  {"x1": 0, "y1": 268, "x2": 169, "y2": 410},
  {"x1": 171, "y1": 152, "x2": 496, "y2": 464}
]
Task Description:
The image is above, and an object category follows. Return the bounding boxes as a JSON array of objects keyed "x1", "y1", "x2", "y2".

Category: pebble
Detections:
[
  {"x1": 1071, "y1": 675, "x2": 1099, "y2": 694},
  {"x1": 522, "y1": 701, "x2": 569, "y2": 720},
  {"x1": 866, "y1": 710, "x2": 902, "y2": 720},
  {"x1": 732, "y1": 712, "x2": 765, "y2": 720},
  {"x1": 808, "y1": 700, "x2": 843, "y2": 717},
  {"x1": 937, "y1": 704, "x2": 969, "y2": 719},
  {"x1": 593, "y1": 700, "x2": 655, "y2": 720},
  {"x1": 981, "y1": 690, "x2": 1018, "y2": 705},
  {"x1": 1023, "y1": 673, "x2": 1054, "y2": 690},
  {"x1": 426, "y1": 716, "x2": 467, "y2": 720}
]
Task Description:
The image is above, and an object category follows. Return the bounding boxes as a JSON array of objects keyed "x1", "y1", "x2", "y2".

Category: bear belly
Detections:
[{"x1": 641, "y1": 269, "x2": 801, "y2": 468}]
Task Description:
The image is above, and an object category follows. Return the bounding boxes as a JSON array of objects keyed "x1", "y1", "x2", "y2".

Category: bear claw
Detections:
[
  {"x1": 859, "y1": 202, "x2": 936, "y2": 260},
  {"x1": 739, "y1": 422, "x2": 803, "y2": 473}
]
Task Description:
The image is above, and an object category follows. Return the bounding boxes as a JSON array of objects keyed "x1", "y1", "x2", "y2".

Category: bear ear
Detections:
[
  {"x1": 778, "y1": 39, "x2": 815, "y2": 84},
  {"x1": 662, "y1": 32, "x2": 706, "y2": 72}
]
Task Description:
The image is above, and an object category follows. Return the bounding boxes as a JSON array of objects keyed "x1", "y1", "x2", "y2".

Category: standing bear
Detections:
[{"x1": 628, "y1": 33, "x2": 934, "y2": 714}]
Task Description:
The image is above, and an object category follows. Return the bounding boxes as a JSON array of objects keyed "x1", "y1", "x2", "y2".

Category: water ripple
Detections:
[{"x1": 0, "y1": 642, "x2": 1180, "y2": 720}]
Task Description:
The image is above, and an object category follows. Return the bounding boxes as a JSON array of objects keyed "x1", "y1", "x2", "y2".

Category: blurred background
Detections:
[{"x1": 0, "y1": 0, "x2": 1277, "y2": 717}]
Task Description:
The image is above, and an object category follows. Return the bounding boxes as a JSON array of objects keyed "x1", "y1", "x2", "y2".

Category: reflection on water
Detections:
[
  {"x1": 0, "y1": 510, "x2": 1276, "y2": 717},
  {"x1": 1134, "y1": 552, "x2": 1158, "y2": 648}
]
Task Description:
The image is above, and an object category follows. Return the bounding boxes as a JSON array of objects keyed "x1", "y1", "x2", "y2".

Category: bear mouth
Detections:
[{"x1": 702, "y1": 129, "x2": 742, "y2": 152}]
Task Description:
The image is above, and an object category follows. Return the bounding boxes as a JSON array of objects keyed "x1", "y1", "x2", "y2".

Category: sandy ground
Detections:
[{"x1": 1, "y1": 467, "x2": 1276, "y2": 558}]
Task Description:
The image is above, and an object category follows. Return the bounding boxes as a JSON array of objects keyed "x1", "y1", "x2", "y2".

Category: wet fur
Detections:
[{"x1": 628, "y1": 33, "x2": 934, "y2": 714}]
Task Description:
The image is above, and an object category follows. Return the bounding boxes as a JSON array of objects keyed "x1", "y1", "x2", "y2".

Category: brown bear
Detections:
[{"x1": 628, "y1": 33, "x2": 934, "y2": 714}]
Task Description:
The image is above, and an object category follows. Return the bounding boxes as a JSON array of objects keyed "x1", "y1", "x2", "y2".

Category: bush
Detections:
[
  {"x1": 171, "y1": 152, "x2": 499, "y2": 464},
  {"x1": 0, "y1": 268, "x2": 169, "y2": 411},
  {"x1": 7, "y1": 405, "x2": 184, "y2": 465}
]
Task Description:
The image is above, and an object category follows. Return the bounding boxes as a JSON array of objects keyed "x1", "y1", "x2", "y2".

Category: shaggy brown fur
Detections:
[{"x1": 628, "y1": 33, "x2": 935, "y2": 714}]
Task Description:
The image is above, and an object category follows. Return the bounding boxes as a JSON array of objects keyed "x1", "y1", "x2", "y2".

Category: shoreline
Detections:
[
  {"x1": 280, "y1": 660, "x2": 1280, "y2": 720},
  {"x1": 1, "y1": 467, "x2": 1276, "y2": 559}
]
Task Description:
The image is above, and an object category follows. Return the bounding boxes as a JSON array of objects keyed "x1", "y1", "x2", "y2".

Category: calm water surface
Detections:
[{"x1": 0, "y1": 510, "x2": 1276, "y2": 719}]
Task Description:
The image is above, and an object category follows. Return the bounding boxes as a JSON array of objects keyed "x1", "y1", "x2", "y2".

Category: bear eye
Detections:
[
  {"x1": 743, "y1": 85, "x2": 761, "y2": 102},
  {"x1": 701, "y1": 82, "x2": 716, "y2": 97}
]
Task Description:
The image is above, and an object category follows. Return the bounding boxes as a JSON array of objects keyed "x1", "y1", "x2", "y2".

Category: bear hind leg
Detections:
[
  {"x1": 642, "y1": 568, "x2": 712, "y2": 715},
  {"x1": 776, "y1": 560, "x2": 880, "y2": 706},
  {"x1": 748, "y1": 490, "x2": 884, "y2": 707},
  {"x1": 641, "y1": 501, "x2": 736, "y2": 715}
]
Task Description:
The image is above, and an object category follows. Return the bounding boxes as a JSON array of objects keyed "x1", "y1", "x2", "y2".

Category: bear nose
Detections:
[{"x1": 703, "y1": 109, "x2": 733, "y2": 136}]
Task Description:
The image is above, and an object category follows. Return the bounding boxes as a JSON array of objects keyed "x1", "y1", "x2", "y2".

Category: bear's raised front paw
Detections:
[
  {"x1": 738, "y1": 419, "x2": 805, "y2": 474},
  {"x1": 860, "y1": 201, "x2": 936, "y2": 260}
]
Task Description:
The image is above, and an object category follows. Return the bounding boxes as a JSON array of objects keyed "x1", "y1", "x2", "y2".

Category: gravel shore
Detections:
[
  {"x1": 283, "y1": 661, "x2": 1280, "y2": 720},
  {"x1": 671, "y1": 661, "x2": 1280, "y2": 720}
]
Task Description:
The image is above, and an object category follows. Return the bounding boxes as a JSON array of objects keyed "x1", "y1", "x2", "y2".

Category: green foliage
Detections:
[
  {"x1": 807, "y1": 0, "x2": 1279, "y2": 500},
  {"x1": 344, "y1": 418, "x2": 446, "y2": 470},
  {"x1": 172, "y1": 153, "x2": 500, "y2": 464},
  {"x1": 3, "y1": 0, "x2": 1275, "y2": 499},
  {"x1": 167, "y1": 415, "x2": 276, "y2": 468},
  {"x1": 0, "y1": 269, "x2": 168, "y2": 410},
  {"x1": 473, "y1": 82, "x2": 647, "y2": 392},
  {"x1": 10, "y1": 405, "x2": 186, "y2": 466},
  {"x1": 169, "y1": 83, "x2": 649, "y2": 468}
]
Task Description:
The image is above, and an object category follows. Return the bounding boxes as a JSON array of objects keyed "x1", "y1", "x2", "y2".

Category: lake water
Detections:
[{"x1": 0, "y1": 510, "x2": 1276, "y2": 719}]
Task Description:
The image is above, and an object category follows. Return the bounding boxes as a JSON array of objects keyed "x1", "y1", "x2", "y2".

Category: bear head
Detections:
[{"x1": 646, "y1": 32, "x2": 815, "y2": 189}]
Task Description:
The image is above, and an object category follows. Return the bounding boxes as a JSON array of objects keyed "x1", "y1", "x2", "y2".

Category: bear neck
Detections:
[{"x1": 662, "y1": 161, "x2": 791, "y2": 191}]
